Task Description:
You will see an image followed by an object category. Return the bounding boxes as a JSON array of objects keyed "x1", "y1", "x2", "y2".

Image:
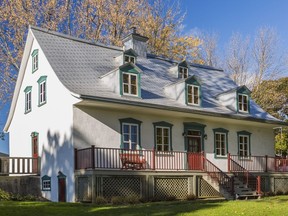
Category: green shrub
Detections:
[
  {"x1": 111, "y1": 196, "x2": 125, "y2": 205},
  {"x1": 125, "y1": 196, "x2": 140, "y2": 204},
  {"x1": 186, "y1": 194, "x2": 197, "y2": 200},
  {"x1": 165, "y1": 196, "x2": 176, "y2": 201},
  {"x1": 23, "y1": 194, "x2": 37, "y2": 201},
  {"x1": 95, "y1": 196, "x2": 108, "y2": 205},
  {"x1": 276, "y1": 190, "x2": 284, "y2": 196},
  {"x1": 0, "y1": 189, "x2": 10, "y2": 201}
]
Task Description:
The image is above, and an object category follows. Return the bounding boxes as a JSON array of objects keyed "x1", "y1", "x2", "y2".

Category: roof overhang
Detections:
[{"x1": 77, "y1": 94, "x2": 288, "y2": 128}]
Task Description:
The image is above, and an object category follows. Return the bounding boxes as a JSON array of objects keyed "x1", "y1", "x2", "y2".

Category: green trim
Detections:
[
  {"x1": 213, "y1": 128, "x2": 229, "y2": 158},
  {"x1": 119, "y1": 64, "x2": 141, "y2": 97},
  {"x1": 37, "y1": 76, "x2": 47, "y2": 107},
  {"x1": 236, "y1": 85, "x2": 250, "y2": 113},
  {"x1": 119, "y1": 118, "x2": 142, "y2": 149},
  {"x1": 57, "y1": 171, "x2": 66, "y2": 179},
  {"x1": 124, "y1": 48, "x2": 138, "y2": 57},
  {"x1": 237, "y1": 130, "x2": 252, "y2": 157},
  {"x1": 32, "y1": 50, "x2": 39, "y2": 73},
  {"x1": 31, "y1": 49, "x2": 39, "y2": 57},
  {"x1": 31, "y1": 132, "x2": 39, "y2": 137},
  {"x1": 153, "y1": 121, "x2": 173, "y2": 151},
  {"x1": 41, "y1": 175, "x2": 51, "y2": 191},
  {"x1": 24, "y1": 87, "x2": 32, "y2": 114},
  {"x1": 183, "y1": 122, "x2": 206, "y2": 151}
]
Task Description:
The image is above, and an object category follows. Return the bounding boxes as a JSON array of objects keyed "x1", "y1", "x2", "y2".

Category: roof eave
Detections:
[{"x1": 78, "y1": 94, "x2": 288, "y2": 126}]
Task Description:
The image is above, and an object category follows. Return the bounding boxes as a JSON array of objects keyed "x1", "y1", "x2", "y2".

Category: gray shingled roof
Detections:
[{"x1": 31, "y1": 27, "x2": 282, "y2": 123}]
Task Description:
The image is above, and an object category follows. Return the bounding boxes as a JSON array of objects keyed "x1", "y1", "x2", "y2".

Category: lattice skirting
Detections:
[
  {"x1": 77, "y1": 176, "x2": 92, "y2": 202},
  {"x1": 154, "y1": 177, "x2": 190, "y2": 199},
  {"x1": 198, "y1": 177, "x2": 222, "y2": 197},
  {"x1": 274, "y1": 178, "x2": 288, "y2": 193},
  {"x1": 101, "y1": 176, "x2": 142, "y2": 198}
]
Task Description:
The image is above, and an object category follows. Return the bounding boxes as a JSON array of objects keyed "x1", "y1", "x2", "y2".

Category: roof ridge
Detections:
[{"x1": 29, "y1": 25, "x2": 123, "y2": 52}]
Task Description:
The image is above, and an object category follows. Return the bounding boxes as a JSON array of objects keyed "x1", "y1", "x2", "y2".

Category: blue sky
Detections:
[
  {"x1": 0, "y1": 0, "x2": 287, "y2": 154},
  {"x1": 181, "y1": 0, "x2": 288, "y2": 50}
]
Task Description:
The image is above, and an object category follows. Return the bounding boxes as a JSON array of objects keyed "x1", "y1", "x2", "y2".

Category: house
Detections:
[{"x1": 3, "y1": 26, "x2": 288, "y2": 202}]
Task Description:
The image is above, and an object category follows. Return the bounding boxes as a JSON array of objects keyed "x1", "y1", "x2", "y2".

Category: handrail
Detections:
[
  {"x1": 202, "y1": 156, "x2": 234, "y2": 195},
  {"x1": 229, "y1": 157, "x2": 260, "y2": 194}
]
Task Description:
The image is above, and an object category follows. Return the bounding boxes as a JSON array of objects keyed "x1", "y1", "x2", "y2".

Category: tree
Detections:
[
  {"x1": 275, "y1": 128, "x2": 288, "y2": 156},
  {"x1": 224, "y1": 33, "x2": 250, "y2": 86},
  {"x1": 198, "y1": 31, "x2": 220, "y2": 67},
  {"x1": 0, "y1": 0, "x2": 201, "y2": 110}
]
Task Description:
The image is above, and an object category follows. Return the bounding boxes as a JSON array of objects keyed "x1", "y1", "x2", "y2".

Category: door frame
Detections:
[
  {"x1": 57, "y1": 171, "x2": 67, "y2": 202},
  {"x1": 183, "y1": 122, "x2": 206, "y2": 152}
]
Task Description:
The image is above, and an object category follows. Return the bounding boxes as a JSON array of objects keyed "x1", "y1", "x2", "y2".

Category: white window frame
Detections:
[
  {"x1": 122, "y1": 123, "x2": 139, "y2": 150},
  {"x1": 187, "y1": 84, "x2": 200, "y2": 106},
  {"x1": 42, "y1": 179, "x2": 51, "y2": 191},
  {"x1": 122, "y1": 72, "x2": 138, "y2": 96},
  {"x1": 179, "y1": 66, "x2": 188, "y2": 78},
  {"x1": 156, "y1": 126, "x2": 170, "y2": 152},
  {"x1": 238, "y1": 94, "x2": 248, "y2": 112},
  {"x1": 32, "y1": 53, "x2": 38, "y2": 72},
  {"x1": 239, "y1": 135, "x2": 249, "y2": 157},
  {"x1": 25, "y1": 90, "x2": 32, "y2": 113},
  {"x1": 215, "y1": 132, "x2": 226, "y2": 157},
  {"x1": 124, "y1": 55, "x2": 136, "y2": 64},
  {"x1": 39, "y1": 80, "x2": 46, "y2": 105}
]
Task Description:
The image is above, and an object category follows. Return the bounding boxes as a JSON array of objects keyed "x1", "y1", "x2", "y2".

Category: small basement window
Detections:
[{"x1": 41, "y1": 175, "x2": 51, "y2": 191}]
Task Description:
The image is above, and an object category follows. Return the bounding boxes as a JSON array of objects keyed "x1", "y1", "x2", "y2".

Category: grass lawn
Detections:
[{"x1": 0, "y1": 196, "x2": 288, "y2": 216}]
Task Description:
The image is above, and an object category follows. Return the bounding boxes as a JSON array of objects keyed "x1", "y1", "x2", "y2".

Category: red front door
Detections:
[
  {"x1": 31, "y1": 132, "x2": 38, "y2": 173},
  {"x1": 187, "y1": 130, "x2": 202, "y2": 170}
]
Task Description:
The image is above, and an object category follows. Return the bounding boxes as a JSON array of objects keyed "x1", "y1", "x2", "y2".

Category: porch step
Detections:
[{"x1": 234, "y1": 177, "x2": 260, "y2": 200}]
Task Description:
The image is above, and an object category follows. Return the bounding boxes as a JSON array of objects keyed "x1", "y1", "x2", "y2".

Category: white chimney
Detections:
[{"x1": 122, "y1": 27, "x2": 149, "y2": 58}]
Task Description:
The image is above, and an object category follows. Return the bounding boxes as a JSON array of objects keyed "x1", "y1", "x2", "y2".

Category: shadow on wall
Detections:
[{"x1": 41, "y1": 129, "x2": 75, "y2": 202}]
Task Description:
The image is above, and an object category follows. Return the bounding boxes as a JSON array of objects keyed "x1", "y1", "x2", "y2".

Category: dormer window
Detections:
[
  {"x1": 187, "y1": 85, "x2": 200, "y2": 105},
  {"x1": 238, "y1": 94, "x2": 248, "y2": 112},
  {"x1": 185, "y1": 76, "x2": 201, "y2": 106},
  {"x1": 119, "y1": 63, "x2": 142, "y2": 97},
  {"x1": 179, "y1": 66, "x2": 188, "y2": 79},
  {"x1": 124, "y1": 55, "x2": 135, "y2": 64},
  {"x1": 123, "y1": 73, "x2": 137, "y2": 95},
  {"x1": 123, "y1": 49, "x2": 137, "y2": 64}
]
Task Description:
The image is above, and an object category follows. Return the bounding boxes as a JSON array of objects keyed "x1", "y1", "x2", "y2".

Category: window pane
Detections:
[
  {"x1": 123, "y1": 143, "x2": 129, "y2": 150},
  {"x1": 124, "y1": 84, "x2": 129, "y2": 93},
  {"x1": 131, "y1": 125, "x2": 137, "y2": 134},
  {"x1": 123, "y1": 125, "x2": 129, "y2": 133},
  {"x1": 194, "y1": 96, "x2": 199, "y2": 104},
  {"x1": 164, "y1": 145, "x2": 169, "y2": 151},
  {"x1": 157, "y1": 128, "x2": 162, "y2": 136},
  {"x1": 163, "y1": 128, "x2": 169, "y2": 136},
  {"x1": 124, "y1": 56, "x2": 129, "y2": 63},
  {"x1": 156, "y1": 136, "x2": 162, "y2": 144},
  {"x1": 123, "y1": 74, "x2": 129, "y2": 84},
  {"x1": 194, "y1": 86, "x2": 199, "y2": 95},
  {"x1": 131, "y1": 85, "x2": 137, "y2": 95},
  {"x1": 130, "y1": 57, "x2": 135, "y2": 64},
  {"x1": 157, "y1": 145, "x2": 162, "y2": 151},
  {"x1": 164, "y1": 136, "x2": 169, "y2": 144},
  {"x1": 131, "y1": 75, "x2": 136, "y2": 85}
]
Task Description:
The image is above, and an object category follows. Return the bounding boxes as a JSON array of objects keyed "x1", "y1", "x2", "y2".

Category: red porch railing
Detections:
[
  {"x1": 0, "y1": 157, "x2": 40, "y2": 175},
  {"x1": 202, "y1": 155, "x2": 234, "y2": 196},
  {"x1": 228, "y1": 154, "x2": 261, "y2": 194},
  {"x1": 74, "y1": 146, "x2": 204, "y2": 171}
]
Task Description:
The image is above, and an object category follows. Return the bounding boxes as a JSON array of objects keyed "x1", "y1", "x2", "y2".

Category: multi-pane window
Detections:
[
  {"x1": 239, "y1": 135, "x2": 249, "y2": 157},
  {"x1": 42, "y1": 175, "x2": 51, "y2": 191},
  {"x1": 39, "y1": 81, "x2": 46, "y2": 105},
  {"x1": 122, "y1": 123, "x2": 138, "y2": 150},
  {"x1": 123, "y1": 73, "x2": 137, "y2": 96},
  {"x1": 238, "y1": 94, "x2": 248, "y2": 112},
  {"x1": 124, "y1": 55, "x2": 135, "y2": 64},
  {"x1": 187, "y1": 85, "x2": 200, "y2": 105},
  {"x1": 156, "y1": 127, "x2": 170, "y2": 151},
  {"x1": 215, "y1": 133, "x2": 226, "y2": 156},
  {"x1": 25, "y1": 90, "x2": 32, "y2": 113},
  {"x1": 32, "y1": 49, "x2": 39, "y2": 73},
  {"x1": 179, "y1": 67, "x2": 188, "y2": 78}
]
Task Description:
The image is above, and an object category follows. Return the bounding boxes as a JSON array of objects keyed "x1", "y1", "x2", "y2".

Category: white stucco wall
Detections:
[
  {"x1": 73, "y1": 105, "x2": 275, "y2": 172},
  {"x1": 8, "y1": 34, "x2": 80, "y2": 202},
  {"x1": 164, "y1": 82, "x2": 186, "y2": 104},
  {"x1": 217, "y1": 91, "x2": 237, "y2": 112}
]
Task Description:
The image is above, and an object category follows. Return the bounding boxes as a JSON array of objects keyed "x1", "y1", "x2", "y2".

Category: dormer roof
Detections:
[
  {"x1": 124, "y1": 48, "x2": 138, "y2": 57},
  {"x1": 178, "y1": 60, "x2": 189, "y2": 68}
]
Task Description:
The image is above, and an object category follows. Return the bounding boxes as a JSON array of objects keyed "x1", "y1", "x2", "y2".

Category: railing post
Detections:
[
  {"x1": 274, "y1": 157, "x2": 277, "y2": 172},
  {"x1": 228, "y1": 152, "x2": 231, "y2": 172},
  {"x1": 91, "y1": 145, "x2": 95, "y2": 169},
  {"x1": 265, "y1": 155, "x2": 268, "y2": 172},
  {"x1": 257, "y1": 176, "x2": 261, "y2": 194},
  {"x1": 74, "y1": 148, "x2": 78, "y2": 170},
  {"x1": 152, "y1": 148, "x2": 155, "y2": 170},
  {"x1": 201, "y1": 151, "x2": 205, "y2": 171}
]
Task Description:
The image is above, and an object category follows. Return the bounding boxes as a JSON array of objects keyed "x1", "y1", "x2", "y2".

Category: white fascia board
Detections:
[{"x1": 4, "y1": 29, "x2": 34, "y2": 132}]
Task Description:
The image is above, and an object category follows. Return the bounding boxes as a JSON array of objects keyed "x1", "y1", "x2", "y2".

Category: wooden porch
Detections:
[
  {"x1": 74, "y1": 146, "x2": 286, "y2": 173},
  {"x1": 0, "y1": 157, "x2": 40, "y2": 175}
]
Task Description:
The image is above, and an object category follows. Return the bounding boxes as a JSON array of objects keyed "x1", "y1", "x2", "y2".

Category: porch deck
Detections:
[{"x1": 74, "y1": 146, "x2": 287, "y2": 173}]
